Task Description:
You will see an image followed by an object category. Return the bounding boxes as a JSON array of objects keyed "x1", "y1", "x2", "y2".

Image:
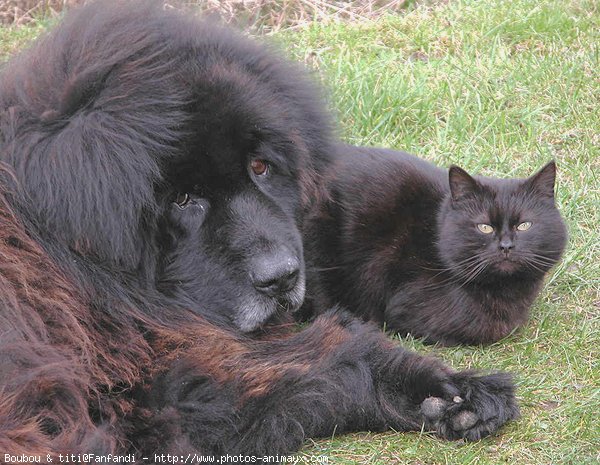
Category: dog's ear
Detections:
[
  {"x1": 10, "y1": 109, "x2": 167, "y2": 267},
  {"x1": 1, "y1": 4, "x2": 189, "y2": 268}
]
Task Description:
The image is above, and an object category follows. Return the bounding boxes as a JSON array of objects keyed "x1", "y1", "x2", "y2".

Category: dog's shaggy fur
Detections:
[{"x1": 0, "y1": 1, "x2": 519, "y2": 459}]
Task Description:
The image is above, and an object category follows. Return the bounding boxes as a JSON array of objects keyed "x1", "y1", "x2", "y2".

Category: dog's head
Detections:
[
  {"x1": 157, "y1": 44, "x2": 333, "y2": 331},
  {"x1": 0, "y1": 2, "x2": 332, "y2": 332}
]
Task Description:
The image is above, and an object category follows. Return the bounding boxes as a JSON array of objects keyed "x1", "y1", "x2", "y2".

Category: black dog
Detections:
[{"x1": 0, "y1": 1, "x2": 518, "y2": 458}]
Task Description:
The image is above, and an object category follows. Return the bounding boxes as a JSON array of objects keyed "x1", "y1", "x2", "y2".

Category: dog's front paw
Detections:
[{"x1": 421, "y1": 371, "x2": 519, "y2": 441}]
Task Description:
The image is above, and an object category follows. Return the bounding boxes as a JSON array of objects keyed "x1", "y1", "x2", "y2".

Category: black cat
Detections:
[{"x1": 303, "y1": 145, "x2": 567, "y2": 345}]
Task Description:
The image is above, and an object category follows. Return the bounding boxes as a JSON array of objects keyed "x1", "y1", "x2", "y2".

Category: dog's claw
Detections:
[{"x1": 420, "y1": 372, "x2": 519, "y2": 441}]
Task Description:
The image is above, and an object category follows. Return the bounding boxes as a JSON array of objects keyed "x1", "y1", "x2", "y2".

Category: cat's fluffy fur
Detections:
[{"x1": 303, "y1": 145, "x2": 567, "y2": 345}]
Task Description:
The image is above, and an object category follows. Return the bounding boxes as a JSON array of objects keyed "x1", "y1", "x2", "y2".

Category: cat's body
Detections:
[{"x1": 303, "y1": 145, "x2": 567, "y2": 345}]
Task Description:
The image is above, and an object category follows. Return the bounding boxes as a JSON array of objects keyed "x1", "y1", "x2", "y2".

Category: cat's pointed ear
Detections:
[
  {"x1": 525, "y1": 161, "x2": 556, "y2": 199},
  {"x1": 448, "y1": 166, "x2": 480, "y2": 201}
]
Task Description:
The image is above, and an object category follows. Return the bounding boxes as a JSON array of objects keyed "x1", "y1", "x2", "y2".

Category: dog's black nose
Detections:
[{"x1": 252, "y1": 249, "x2": 300, "y2": 297}]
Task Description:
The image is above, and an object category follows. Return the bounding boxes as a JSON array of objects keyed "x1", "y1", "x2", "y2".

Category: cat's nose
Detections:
[{"x1": 499, "y1": 238, "x2": 514, "y2": 253}]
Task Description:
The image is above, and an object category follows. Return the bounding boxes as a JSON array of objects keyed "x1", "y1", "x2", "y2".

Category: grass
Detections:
[
  {"x1": 0, "y1": 1, "x2": 411, "y2": 31},
  {"x1": 279, "y1": 0, "x2": 600, "y2": 463},
  {"x1": 1, "y1": 0, "x2": 598, "y2": 463}
]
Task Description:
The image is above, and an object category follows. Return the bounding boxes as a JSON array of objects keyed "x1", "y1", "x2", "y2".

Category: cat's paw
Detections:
[{"x1": 420, "y1": 371, "x2": 519, "y2": 441}]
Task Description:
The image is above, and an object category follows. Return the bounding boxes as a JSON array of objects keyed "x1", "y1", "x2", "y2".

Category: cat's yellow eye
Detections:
[
  {"x1": 517, "y1": 221, "x2": 532, "y2": 231},
  {"x1": 477, "y1": 223, "x2": 494, "y2": 234}
]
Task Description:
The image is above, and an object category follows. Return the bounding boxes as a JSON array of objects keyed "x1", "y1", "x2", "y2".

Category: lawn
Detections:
[{"x1": 1, "y1": 0, "x2": 598, "y2": 463}]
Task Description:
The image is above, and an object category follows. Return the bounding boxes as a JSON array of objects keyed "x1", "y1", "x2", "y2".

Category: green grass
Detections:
[
  {"x1": 279, "y1": 0, "x2": 600, "y2": 463},
  {"x1": 1, "y1": 0, "x2": 598, "y2": 463}
]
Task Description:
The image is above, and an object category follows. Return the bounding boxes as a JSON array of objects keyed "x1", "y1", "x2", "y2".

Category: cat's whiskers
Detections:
[
  {"x1": 413, "y1": 257, "x2": 479, "y2": 289},
  {"x1": 420, "y1": 275, "x2": 457, "y2": 291},
  {"x1": 420, "y1": 255, "x2": 490, "y2": 290},
  {"x1": 527, "y1": 257, "x2": 556, "y2": 266},
  {"x1": 463, "y1": 262, "x2": 491, "y2": 285},
  {"x1": 522, "y1": 255, "x2": 557, "y2": 273},
  {"x1": 522, "y1": 251, "x2": 560, "y2": 263},
  {"x1": 454, "y1": 259, "x2": 490, "y2": 287},
  {"x1": 306, "y1": 265, "x2": 344, "y2": 272},
  {"x1": 528, "y1": 252, "x2": 561, "y2": 262},
  {"x1": 524, "y1": 262, "x2": 548, "y2": 273},
  {"x1": 421, "y1": 254, "x2": 484, "y2": 273}
]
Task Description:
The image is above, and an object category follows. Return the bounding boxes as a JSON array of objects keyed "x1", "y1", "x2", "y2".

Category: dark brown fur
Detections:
[
  {"x1": 303, "y1": 145, "x2": 567, "y2": 345},
  {"x1": 1, "y1": 2, "x2": 519, "y2": 459}
]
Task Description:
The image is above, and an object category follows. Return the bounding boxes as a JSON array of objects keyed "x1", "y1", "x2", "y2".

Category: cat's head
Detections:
[{"x1": 437, "y1": 161, "x2": 567, "y2": 282}]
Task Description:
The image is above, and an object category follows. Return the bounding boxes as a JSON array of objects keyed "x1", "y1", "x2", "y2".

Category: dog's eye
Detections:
[
  {"x1": 250, "y1": 159, "x2": 269, "y2": 176},
  {"x1": 174, "y1": 193, "x2": 191, "y2": 209}
]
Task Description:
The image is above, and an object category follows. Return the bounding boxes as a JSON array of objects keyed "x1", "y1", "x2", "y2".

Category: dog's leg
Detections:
[{"x1": 141, "y1": 310, "x2": 518, "y2": 456}]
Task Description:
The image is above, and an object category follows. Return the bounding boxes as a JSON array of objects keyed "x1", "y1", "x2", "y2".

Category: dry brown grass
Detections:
[
  {"x1": 0, "y1": 0, "x2": 76, "y2": 25},
  {"x1": 0, "y1": 0, "x2": 409, "y2": 31}
]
